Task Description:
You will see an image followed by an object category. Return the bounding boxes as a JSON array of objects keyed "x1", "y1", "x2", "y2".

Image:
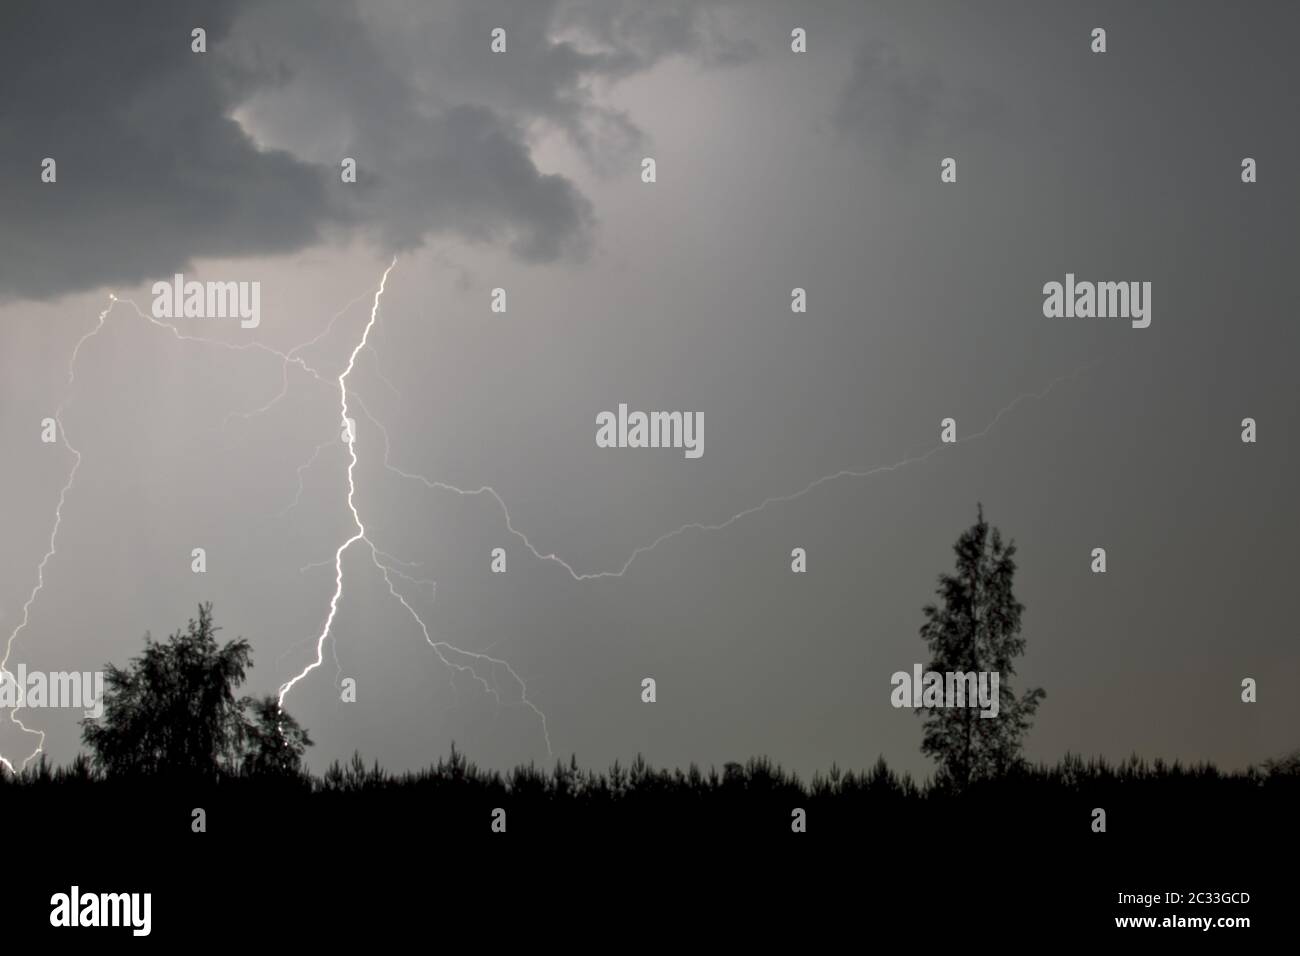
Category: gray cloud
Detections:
[
  {"x1": 834, "y1": 38, "x2": 1004, "y2": 155},
  {"x1": 0, "y1": 0, "x2": 337, "y2": 301},
  {"x1": 0, "y1": 0, "x2": 742, "y2": 302},
  {"x1": 554, "y1": 0, "x2": 759, "y2": 71}
]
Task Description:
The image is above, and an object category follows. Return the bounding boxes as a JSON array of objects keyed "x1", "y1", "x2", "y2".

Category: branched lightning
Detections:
[
  {"x1": 272, "y1": 259, "x2": 553, "y2": 755},
  {"x1": 0, "y1": 301, "x2": 114, "y2": 772},
  {"x1": 367, "y1": 540, "x2": 550, "y2": 754},
  {"x1": 274, "y1": 261, "x2": 396, "y2": 711},
  {"x1": 352, "y1": 364, "x2": 1097, "y2": 582},
  {"x1": 3, "y1": 262, "x2": 556, "y2": 773},
  {"x1": 4, "y1": 253, "x2": 1094, "y2": 776},
  {"x1": 114, "y1": 296, "x2": 332, "y2": 386},
  {"x1": 220, "y1": 291, "x2": 371, "y2": 428},
  {"x1": 369, "y1": 548, "x2": 437, "y2": 599},
  {"x1": 278, "y1": 436, "x2": 341, "y2": 518}
]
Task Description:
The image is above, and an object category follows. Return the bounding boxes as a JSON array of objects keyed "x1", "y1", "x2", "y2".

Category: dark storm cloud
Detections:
[
  {"x1": 543, "y1": 0, "x2": 757, "y2": 167},
  {"x1": 378, "y1": 0, "x2": 659, "y2": 168},
  {"x1": 0, "y1": 0, "x2": 337, "y2": 301},
  {"x1": 0, "y1": 0, "x2": 736, "y2": 302}
]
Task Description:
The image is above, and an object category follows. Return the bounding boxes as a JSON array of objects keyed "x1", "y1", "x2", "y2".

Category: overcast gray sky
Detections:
[{"x1": 1, "y1": 0, "x2": 1296, "y2": 779}]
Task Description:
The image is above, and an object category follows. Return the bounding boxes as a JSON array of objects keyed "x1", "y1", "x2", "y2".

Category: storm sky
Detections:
[{"x1": 2, "y1": 0, "x2": 1296, "y2": 779}]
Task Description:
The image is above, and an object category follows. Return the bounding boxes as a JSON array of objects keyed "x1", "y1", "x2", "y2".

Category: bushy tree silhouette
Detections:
[
  {"x1": 80, "y1": 604, "x2": 311, "y2": 779},
  {"x1": 241, "y1": 694, "x2": 312, "y2": 777},
  {"x1": 917, "y1": 505, "x2": 1044, "y2": 789}
]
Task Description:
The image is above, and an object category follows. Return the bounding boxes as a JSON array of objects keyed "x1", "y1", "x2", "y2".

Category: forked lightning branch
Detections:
[{"x1": 1, "y1": 260, "x2": 1090, "y2": 773}]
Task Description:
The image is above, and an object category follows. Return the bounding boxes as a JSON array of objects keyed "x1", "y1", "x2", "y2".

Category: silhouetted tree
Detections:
[
  {"x1": 241, "y1": 695, "x2": 312, "y2": 777},
  {"x1": 1262, "y1": 749, "x2": 1300, "y2": 778},
  {"x1": 80, "y1": 604, "x2": 311, "y2": 780},
  {"x1": 917, "y1": 506, "x2": 1044, "y2": 789}
]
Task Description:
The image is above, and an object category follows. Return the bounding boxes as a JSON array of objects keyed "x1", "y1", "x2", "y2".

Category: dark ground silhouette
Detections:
[
  {"x1": 2, "y1": 510, "x2": 1290, "y2": 936},
  {"x1": 6, "y1": 745, "x2": 1296, "y2": 841},
  {"x1": 2, "y1": 746, "x2": 1293, "y2": 937},
  {"x1": 4, "y1": 744, "x2": 1298, "y2": 838}
]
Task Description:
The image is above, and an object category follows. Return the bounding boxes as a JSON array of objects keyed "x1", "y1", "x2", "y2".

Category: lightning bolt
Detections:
[
  {"x1": 272, "y1": 259, "x2": 552, "y2": 755},
  {"x1": 277, "y1": 435, "x2": 340, "y2": 519},
  {"x1": 113, "y1": 295, "x2": 334, "y2": 386},
  {"x1": 4, "y1": 252, "x2": 1093, "y2": 776},
  {"x1": 221, "y1": 291, "x2": 371, "y2": 429},
  {"x1": 274, "y1": 261, "x2": 395, "y2": 710},
  {"x1": 0, "y1": 301, "x2": 114, "y2": 772},
  {"x1": 367, "y1": 540, "x2": 550, "y2": 753},
  {"x1": 353, "y1": 365, "x2": 1096, "y2": 582},
  {"x1": 3, "y1": 262, "x2": 556, "y2": 772}
]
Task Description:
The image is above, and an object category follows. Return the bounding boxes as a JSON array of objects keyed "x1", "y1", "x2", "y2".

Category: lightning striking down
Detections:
[
  {"x1": 0, "y1": 301, "x2": 113, "y2": 772},
  {"x1": 272, "y1": 260, "x2": 552, "y2": 755},
  {"x1": 5, "y1": 254, "x2": 1092, "y2": 775},
  {"x1": 0, "y1": 292, "x2": 318, "y2": 773},
  {"x1": 275, "y1": 260, "x2": 396, "y2": 711},
  {"x1": 3, "y1": 264, "x2": 556, "y2": 773}
]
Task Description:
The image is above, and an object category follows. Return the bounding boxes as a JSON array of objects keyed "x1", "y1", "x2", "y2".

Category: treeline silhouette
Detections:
[
  {"x1": 3, "y1": 509, "x2": 1293, "y2": 847},
  {"x1": 4, "y1": 745, "x2": 1296, "y2": 842},
  {"x1": 3, "y1": 511, "x2": 1289, "y2": 932},
  {"x1": 6, "y1": 745, "x2": 1292, "y2": 936}
]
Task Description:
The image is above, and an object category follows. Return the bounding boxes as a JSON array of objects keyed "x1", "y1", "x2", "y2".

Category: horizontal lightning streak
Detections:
[
  {"x1": 114, "y1": 296, "x2": 331, "y2": 386},
  {"x1": 352, "y1": 365, "x2": 1094, "y2": 582}
]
